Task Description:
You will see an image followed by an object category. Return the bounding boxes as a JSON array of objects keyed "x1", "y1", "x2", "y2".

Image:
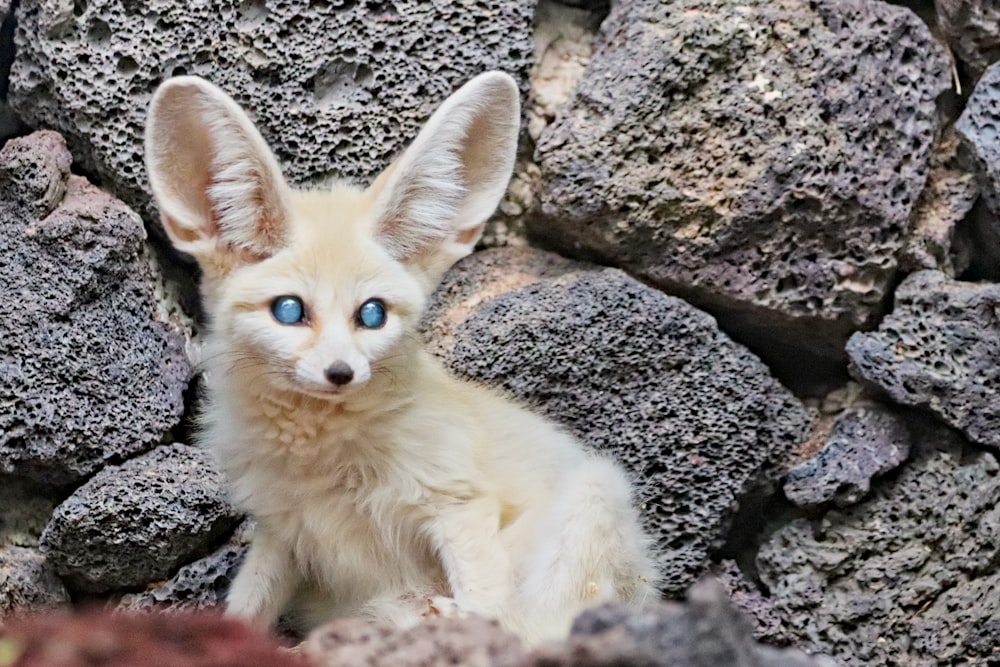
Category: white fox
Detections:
[{"x1": 144, "y1": 71, "x2": 659, "y2": 644}]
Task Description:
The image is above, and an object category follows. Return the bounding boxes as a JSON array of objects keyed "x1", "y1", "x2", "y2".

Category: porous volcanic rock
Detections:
[
  {"x1": 8, "y1": 0, "x2": 533, "y2": 229},
  {"x1": 40, "y1": 444, "x2": 239, "y2": 594},
  {"x1": 783, "y1": 404, "x2": 913, "y2": 508},
  {"x1": 900, "y1": 126, "x2": 979, "y2": 276},
  {"x1": 0, "y1": 546, "x2": 70, "y2": 617},
  {"x1": 956, "y1": 60, "x2": 1000, "y2": 264},
  {"x1": 0, "y1": 131, "x2": 189, "y2": 486},
  {"x1": 710, "y1": 560, "x2": 791, "y2": 647},
  {"x1": 758, "y1": 422, "x2": 1000, "y2": 666},
  {"x1": 0, "y1": 476, "x2": 59, "y2": 549},
  {"x1": 116, "y1": 521, "x2": 251, "y2": 614},
  {"x1": 530, "y1": 0, "x2": 950, "y2": 361},
  {"x1": 305, "y1": 615, "x2": 527, "y2": 667},
  {"x1": 846, "y1": 270, "x2": 1000, "y2": 449},
  {"x1": 544, "y1": 581, "x2": 830, "y2": 667},
  {"x1": 936, "y1": 0, "x2": 1000, "y2": 80},
  {"x1": 422, "y1": 248, "x2": 812, "y2": 596}
]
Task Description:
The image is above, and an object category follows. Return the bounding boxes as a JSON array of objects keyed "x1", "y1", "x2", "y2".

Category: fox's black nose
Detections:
[{"x1": 324, "y1": 361, "x2": 354, "y2": 386}]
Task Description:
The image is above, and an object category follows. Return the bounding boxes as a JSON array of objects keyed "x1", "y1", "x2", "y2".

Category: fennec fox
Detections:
[{"x1": 144, "y1": 72, "x2": 658, "y2": 644}]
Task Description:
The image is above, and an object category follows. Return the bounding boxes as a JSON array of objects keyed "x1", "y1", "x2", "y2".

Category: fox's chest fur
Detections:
[{"x1": 204, "y1": 364, "x2": 471, "y2": 611}]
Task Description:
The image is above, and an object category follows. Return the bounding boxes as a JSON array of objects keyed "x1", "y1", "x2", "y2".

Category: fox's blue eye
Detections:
[
  {"x1": 357, "y1": 298, "x2": 387, "y2": 329},
  {"x1": 271, "y1": 295, "x2": 304, "y2": 325}
]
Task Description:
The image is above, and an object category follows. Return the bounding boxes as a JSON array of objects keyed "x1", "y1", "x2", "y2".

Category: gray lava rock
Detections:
[
  {"x1": 546, "y1": 580, "x2": 830, "y2": 667},
  {"x1": 710, "y1": 560, "x2": 791, "y2": 647},
  {"x1": 846, "y1": 271, "x2": 1000, "y2": 449},
  {"x1": 305, "y1": 614, "x2": 527, "y2": 667},
  {"x1": 758, "y1": 421, "x2": 1000, "y2": 666},
  {"x1": 530, "y1": 0, "x2": 949, "y2": 361},
  {"x1": 957, "y1": 60, "x2": 1000, "y2": 225},
  {"x1": 936, "y1": 0, "x2": 1000, "y2": 80},
  {"x1": 0, "y1": 546, "x2": 70, "y2": 617},
  {"x1": 116, "y1": 520, "x2": 251, "y2": 614},
  {"x1": 0, "y1": 131, "x2": 190, "y2": 486},
  {"x1": 783, "y1": 405, "x2": 913, "y2": 507},
  {"x1": 900, "y1": 126, "x2": 979, "y2": 276},
  {"x1": 9, "y1": 0, "x2": 533, "y2": 229},
  {"x1": 422, "y1": 248, "x2": 812, "y2": 596},
  {"x1": 0, "y1": 476, "x2": 59, "y2": 549},
  {"x1": 39, "y1": 444, "x2": 239, "y2": 594}
]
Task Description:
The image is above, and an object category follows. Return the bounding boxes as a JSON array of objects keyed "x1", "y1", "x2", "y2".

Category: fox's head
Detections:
[{"x1": 144, "y1": 73, "x2": 520, "y2": 399}]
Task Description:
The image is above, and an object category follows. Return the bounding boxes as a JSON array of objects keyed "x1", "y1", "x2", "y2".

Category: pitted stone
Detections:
[
  {"x1": 847, "y1": 270, "x2": 1000, "y2": 449},
  {"x1": 39, "y1": 444, "x2": 239, "y2": 594},
  {"x1": 423, "y1": 247, "x2": 812, "y2": 596},
  {"x1": 9, "y1": 0, "x2": 533, "y2": 234},
  {"x1": 783, "y1": 405, "x2": 913, "y2": 508},
  {"x1": 530, "y1": 0, "x2": 949, "y2": 360},
  {"x1": 0, "y1": 131, "x2": 190, "y2": 486},
  {"x1": 759, "y1": 421, "x2": 1000, "y2": 665}
]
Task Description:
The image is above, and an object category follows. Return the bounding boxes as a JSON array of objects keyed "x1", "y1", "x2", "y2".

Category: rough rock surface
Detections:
[
  {"x1": 936, "y1": 0, "x2": 1000, "y2": 80},
  {"x1": 0, "y1": 131, "x2": 190, "y2": 486},
  {"x1": 783, "y1": 404, "x2": 913, "y2": 507},
  {"x1": 0, "y1": 476, "x2": 59, "y2": 549},
  {"x1": 758, "y1": 421, "x2": 1000, "y2": 666},
  {"x1": 957, "y1": 60, "x2": 1000, "y2": 193},
  {"x1": 530, "y1": 0, "x2": 950, "y2": 360},
  {"x1": 710, "y1": 560, "x2": 791, "y2": 647},
  {"x1": 422, "y1": 248, "x2": 812, "y2": 596},
  {"x1": 846, "y1": 270, "x2": 1000, "y2": 449},
  {"x1": 116, "y1": 521, "x2": 251, "y2": 614},
  {"x1": 0, "y1": 546, "x2": 70, "y2": 617},
  {"x1": 548, "y1": 581, "x2": 831, "y2": 667},
  {"x1": 305, "y1": 615, "x2": 527, "y2": 667},
  {"x1": 9, "y1": 0, "x2": 533, "y2": 228},
  {"x1": 956, "y1": 60, "x2": 1000, "y2": 274},
  {"x1": 900, "y1": 126, "x2": 979, "y2": 276},
  {"x1": 39, "y1": 444, "x2": 239, "y2": 594}
]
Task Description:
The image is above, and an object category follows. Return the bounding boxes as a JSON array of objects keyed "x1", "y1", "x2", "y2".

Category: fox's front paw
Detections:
[{"x1": 422, "y1": 595, "x2": 468, "y2": 619}]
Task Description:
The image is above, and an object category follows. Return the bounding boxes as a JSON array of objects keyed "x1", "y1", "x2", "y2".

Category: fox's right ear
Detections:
[{"x1": 144, "y1": 76, "x2": 292, "y2": 265}]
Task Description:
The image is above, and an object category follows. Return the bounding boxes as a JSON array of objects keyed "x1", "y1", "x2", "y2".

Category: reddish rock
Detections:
[{"x1": 0, "y1": 611, "x2": 305, "y2": 667}]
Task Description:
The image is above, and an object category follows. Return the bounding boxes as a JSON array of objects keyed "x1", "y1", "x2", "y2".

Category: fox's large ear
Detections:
[
  {"x1": 367, "y1": 72, "x2": 520, "y2": 285},
  {"x1": 144, "y1": 76, "x2": 292, "y2": 265}
]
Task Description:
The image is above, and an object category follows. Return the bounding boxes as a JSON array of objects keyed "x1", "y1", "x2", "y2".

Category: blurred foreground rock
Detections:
[
  {"x1": 304, "y1": 581, "x2": 830, "y2": 667},
  {"x1": 0, "y1": 611, "x2": 305, "y2": 666}
]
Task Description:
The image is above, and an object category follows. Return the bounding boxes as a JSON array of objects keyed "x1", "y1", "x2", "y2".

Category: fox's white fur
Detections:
[{"x1": 144, "y1": 72, "x2": 659, "y2": 644}]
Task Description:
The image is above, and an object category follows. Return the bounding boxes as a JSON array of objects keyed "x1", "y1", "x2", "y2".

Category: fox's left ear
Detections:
[{"x1": 367, "y1": 72, "x2": 520, "y2": 286}]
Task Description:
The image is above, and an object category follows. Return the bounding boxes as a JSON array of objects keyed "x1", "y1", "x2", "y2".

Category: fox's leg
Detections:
[
  {"x1": 426, "y1": 497, "x2": 512, "y2": 621},
  {"x1": 225, "y1": 524, "x2": 300, "y2": 627},
  {"x1": 357, "y1": 590, "x2": 466, "y2": 627},
  {"x1": 512, "y1": 456, "x2": 659, "y2": 643}
]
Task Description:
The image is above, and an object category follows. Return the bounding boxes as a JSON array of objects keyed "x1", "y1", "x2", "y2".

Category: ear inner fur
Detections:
[
  {"x1": 367, "y1": 72, "x2": 520, "y2": 274},
  {"x1": 145, "y1": 76, "x2": 293, "y2": 264}
]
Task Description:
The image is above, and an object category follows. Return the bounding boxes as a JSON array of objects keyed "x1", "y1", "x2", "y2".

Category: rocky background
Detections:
[{"x1": 1, "y1": 0, "x2": 999, "y2": 664}]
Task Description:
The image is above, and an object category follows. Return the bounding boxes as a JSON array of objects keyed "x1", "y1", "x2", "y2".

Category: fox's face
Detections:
[
  {"x1": 211, "y1": 189, "x2": 426, "y2": 397},
  {"x1": 144, "y1": 73, "x2": 520, "y2": 397}
]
